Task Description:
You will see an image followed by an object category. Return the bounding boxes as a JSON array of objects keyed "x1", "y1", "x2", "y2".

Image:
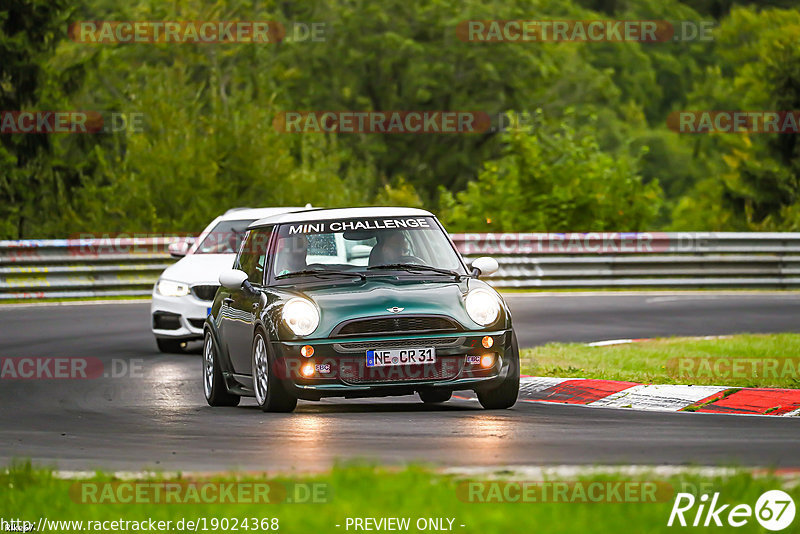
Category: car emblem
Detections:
[{"x1": 386, "y1": 307, "x2": 404, "y2": 314}]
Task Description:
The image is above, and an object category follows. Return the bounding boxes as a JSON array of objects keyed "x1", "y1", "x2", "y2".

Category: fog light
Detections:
[
  {"x1": 301, "y1": 363, "x2": 315, "y2": 377},
  {"x1": 301, "y1": 345, "x2": 314, "y2": 358},
  {"x1": 481, "y1": 336, "x2": 494, "y2": 349},
  {"x1": 480, "y1": 354, "x2": 495, "y2": 368}
]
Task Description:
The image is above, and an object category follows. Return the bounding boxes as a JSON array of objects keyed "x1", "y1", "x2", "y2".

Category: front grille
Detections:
[
  {"x1": 334, "y1": 337, "x2": 461, "y2": 353},
  {"x1": 339, "y1": 357, "x2": 463, "y2": 384},
  {"x1": 332, "y1": 315, "x2": 461, "y2": 337},
  {"x1": 191, "y1": 284, "x2": 219, "y2": 302}
]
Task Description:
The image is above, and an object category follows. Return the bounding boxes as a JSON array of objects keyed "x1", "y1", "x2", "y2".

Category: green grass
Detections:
[
  {"x1": 2, "y1": 462, "x2": 797, "y2": 533},
  {"x1": 521, "y1": 333, "x2": 800, "y2": 388}
]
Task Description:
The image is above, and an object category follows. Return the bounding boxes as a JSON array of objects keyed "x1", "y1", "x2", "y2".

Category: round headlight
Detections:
[
  {"x1": 465, "y1": 288, "x2": 501, "y2": 326},
  {"x1": 282, "y1": 298, "x2": 320, "y2": 337},
  {"x1": 156, "y1": 279, "x2": 190, "y2": 297}
]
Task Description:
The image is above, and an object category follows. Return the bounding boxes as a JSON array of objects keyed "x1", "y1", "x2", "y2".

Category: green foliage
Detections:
[
  {"x1": 671, "y1": 7, "x2": 800, "y2": 230},
  {"x1": 439, "y1": 114, "x2": 662, "y2": 231},
  {"x1": 2, "y1": 0, "x2": 800, "y2": 237},
  {"x1": 0, "y1": 0, "x2": 80, "y2": 238}
]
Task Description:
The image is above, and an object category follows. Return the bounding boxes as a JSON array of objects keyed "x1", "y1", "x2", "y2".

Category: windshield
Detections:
[
  {"x1": 272, "y1": 216, "x2": 466, "y2": 278},
  {"x1": 193, "y1": 219, "x2": 254, "y2": 254}
]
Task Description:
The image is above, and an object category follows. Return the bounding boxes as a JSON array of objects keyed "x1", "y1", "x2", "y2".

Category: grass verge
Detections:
[
  {"x1": 520, "y1": 333, "x2": 800, "y2": 388},
  {"x1": 2, "y1": 462, "x2": 796, "y2": 533}
]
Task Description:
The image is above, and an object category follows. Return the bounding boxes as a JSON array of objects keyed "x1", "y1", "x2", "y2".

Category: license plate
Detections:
[{"x1": 366, "y1": 347, "x2": 436, "y2": 367}]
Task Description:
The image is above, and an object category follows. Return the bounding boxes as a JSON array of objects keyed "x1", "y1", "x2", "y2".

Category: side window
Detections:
[{"x1": 237, "y1": 228, "x2": 272, "y2": 284}]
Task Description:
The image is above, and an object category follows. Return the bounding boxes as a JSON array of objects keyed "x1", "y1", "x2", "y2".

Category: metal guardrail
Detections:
[
  {"x1": 1, "y1": 232, "x2": 800, "y2": 300},
  {"x1": 451, "y1": 232, "x2": 800, "y2": 288},
  {"x1": 0, "y1": 238, "x2": 175, "y2": 300}
]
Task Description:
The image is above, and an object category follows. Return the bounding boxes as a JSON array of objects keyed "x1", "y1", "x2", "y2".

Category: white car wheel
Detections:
[
  {"x1": 253, "y1": 335, "x2": 270, "y2": 405},
  {"x1": 203, "y1": 335, "x2": 214, "y2": 400}
]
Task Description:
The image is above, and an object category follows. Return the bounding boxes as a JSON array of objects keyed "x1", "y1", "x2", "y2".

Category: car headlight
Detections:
[
  {"x1": 465, "y1": 288, "x2": 501, "y2": 326},
  {"x1": 156, "y1": 279, "x2": 190, "y2": 297},
  {"x1": 282, "y1": 298, "x2": 320, "y2": 337}
]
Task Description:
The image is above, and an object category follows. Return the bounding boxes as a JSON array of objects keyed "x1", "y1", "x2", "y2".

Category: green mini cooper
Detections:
[{"x1": 203, "y1": 207, "x2": 519, "y2": 412}]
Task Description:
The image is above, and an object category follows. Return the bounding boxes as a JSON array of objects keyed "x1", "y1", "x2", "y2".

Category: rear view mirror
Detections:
[
  {"x1": 219, "y1": 269, "x2": 248, "y2": 290},
  {"x1": 349, "y1": 244, "x2": 372, "y2": 260},
  {"x1": 471, "y1": 256, "x2": 499, "y2": 277}
]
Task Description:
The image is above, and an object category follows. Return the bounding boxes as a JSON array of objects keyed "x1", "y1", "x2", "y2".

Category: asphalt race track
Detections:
[{"x1": 1, "y1": 292, "x2": 799, "y2": 472}]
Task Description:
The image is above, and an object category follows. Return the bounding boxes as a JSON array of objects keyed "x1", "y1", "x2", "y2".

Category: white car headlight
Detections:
[
  {"x1": 282, "y1": 298, "x2": 319, "y2": 337},
  {"x1": 465, "y1": 288, "x2": 501, "y2": 326},
  {"x1": 156, "y1": 279, "x2": 190, "y2": 297}
]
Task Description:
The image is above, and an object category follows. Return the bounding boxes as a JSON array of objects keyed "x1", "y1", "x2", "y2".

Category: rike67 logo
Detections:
[{"x1": 668, "y1": 490, "x2": 795, "y2": 530}]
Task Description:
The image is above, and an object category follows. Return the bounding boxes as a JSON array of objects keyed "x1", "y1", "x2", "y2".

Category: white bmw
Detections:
[{"x1": 151, "y1": 207, "x2": 308, "y2": 353}]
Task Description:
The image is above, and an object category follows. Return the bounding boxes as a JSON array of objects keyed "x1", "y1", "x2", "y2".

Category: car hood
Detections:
[
  {"x1": 292, "y1": 278, "x2": 500, "y2": 336},
  {"x1": 159, "y1": 254, "x2": 236, "y2": 286}
]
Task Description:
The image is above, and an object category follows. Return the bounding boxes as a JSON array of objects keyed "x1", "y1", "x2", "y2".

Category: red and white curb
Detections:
[{"x1": 519, "y1": 376, "x2": 800, "y2": 416}]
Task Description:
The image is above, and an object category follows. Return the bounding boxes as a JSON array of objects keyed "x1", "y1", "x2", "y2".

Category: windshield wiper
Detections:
[
  {"x1": 276, "y1": 269, "x2": 366, "y2": 281},
  {"x1": 367, "y1": 263, "x2": 463, "y2": 280}
]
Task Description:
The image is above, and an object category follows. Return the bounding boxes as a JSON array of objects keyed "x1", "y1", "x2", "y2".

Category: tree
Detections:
[
  {"x1": 438, "y1": 114, "x2": 662, "y2": 232},
  {"x1": 0, "y1": 0, "x2": 81, "y2": 238},
  {"x1": 670, "y1": 7, "x2": 800, "y2": 230}
]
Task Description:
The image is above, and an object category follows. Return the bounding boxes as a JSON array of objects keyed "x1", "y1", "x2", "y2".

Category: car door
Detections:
[{"x1": 226, "y1": 228, "x2": 271, "y2": 374}]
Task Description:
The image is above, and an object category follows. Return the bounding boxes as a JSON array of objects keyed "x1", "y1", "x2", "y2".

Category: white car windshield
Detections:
[
  {"x1": 194, "y1": 220, "x2": 254, "y2": 254},
  {"x1": 272, "y1": 216, "x2": 466, "y2": 277}
]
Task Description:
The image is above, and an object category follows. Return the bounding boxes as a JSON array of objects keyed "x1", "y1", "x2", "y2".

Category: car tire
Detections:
[
  {"x1": 419, "y1": 389, "x2": 452, "y2": 403},
  {"x1": 477, "y1": 331, "x2": 520, "y2": 410},
  {"x1": 203, "y1": 332, "x2": 240, "y2": 407},
  {"x1": 156, "y1": 338, "x2": 186, "y2": 354},
  {"x1": 252, "y1": 329, "x2": 298, "y2": 413}
]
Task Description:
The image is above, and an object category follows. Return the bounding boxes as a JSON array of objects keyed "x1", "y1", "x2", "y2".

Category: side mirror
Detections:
[
  {"x1": 168, "y1": 237, "x2": 194, "y2": 258},
  {"x1": 219, "y1": 269, "x2": 248, "y2": 290},
  {"x1": 471, "y1": 256, "x2": 499, "y2": 277}
]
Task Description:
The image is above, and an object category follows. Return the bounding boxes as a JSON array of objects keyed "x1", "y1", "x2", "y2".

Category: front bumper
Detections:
[
  {"x1": 150, "y1": 291, "x2": 214, "y2": 340},
  {"x1": 270, "y1": 330, "x2": 514, "y2": 400}
]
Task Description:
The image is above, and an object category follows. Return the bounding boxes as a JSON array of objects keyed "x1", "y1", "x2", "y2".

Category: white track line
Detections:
[
  {"x1": 0, "y1": 299, "x2": 149, "y2": 309},
  {"x1": 443, "y1": 465, "x2": 765, "y2": 480},
  {"x1": 585, "y1": 339, "x2": 636, "y2": 347}
]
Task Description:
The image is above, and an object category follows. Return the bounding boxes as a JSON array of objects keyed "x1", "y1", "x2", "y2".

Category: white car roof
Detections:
[
  {"x1": 218, "y1": 207, "x2": 308, "y2": 222},
  {"x1": 250, "y1": 207, "x2": 434, "y2": 228},
  {"x1": 187, "y1": 207, "x2": 311, "y2": 255}
]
